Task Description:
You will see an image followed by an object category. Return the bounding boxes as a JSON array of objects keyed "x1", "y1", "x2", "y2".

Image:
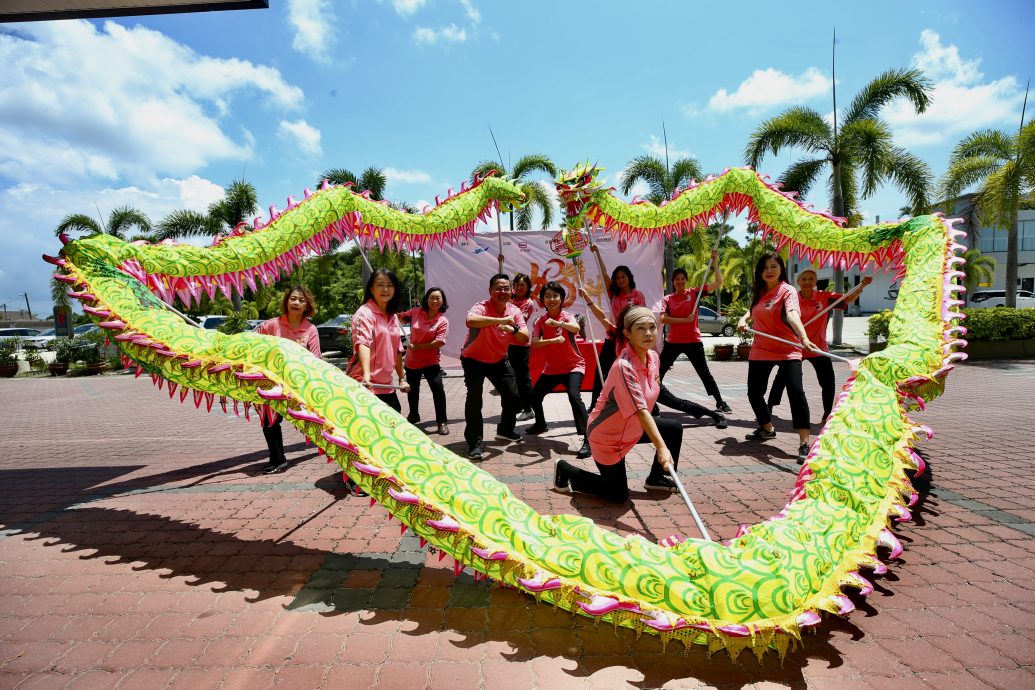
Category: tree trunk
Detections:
[
  {"x1": 830, "y1": 163, "x2": 846, "y2": 346},
  {"x1": 1006, "y1": 206, "x2": 1019, "y2": 308}
]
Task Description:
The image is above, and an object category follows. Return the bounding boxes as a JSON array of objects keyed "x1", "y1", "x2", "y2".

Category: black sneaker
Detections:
[
  {"x1": 524, "y1": 423, "x2": 548, "y2": 435},
  {"x1": 644, "y1": 475, "x2": 677, "y2": 492},
  {"x1": 263, "y1": 461, "x2": 288, "y2": 474},
  {"x1": 714, "y1": 413, "x2": 728, "y2": 430},
  {"x1": 495, "y1": 430, "x2": 521, "y2": 443},
  {"x1": 797, "y1": 441, "x2": 810, "y2": 464},
  {"x1": 345, "y1": 478, "x2": 367, "y2": 497},
  {"x1": 575, "y1": 438, "x2": 592, "y2": 459},
  {"x1": 406, "y1": 414, "x2": 420, "y2": 424},
  {"x1": 716, "y1": 401, "x2": 732, "y2": 414},
  {"x1": 745, "y1": 427, "x2": 777, "y2": 441},
  {"x1": 553, "y1": 459, "x2": 570, "y2": 492},
  {"x1": 467, "y1": 444, "x2": 483, "y2": 459}
]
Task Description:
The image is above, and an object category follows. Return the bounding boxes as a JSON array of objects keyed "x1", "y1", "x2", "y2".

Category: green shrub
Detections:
[
  {"x1": 960, "y1": 308, "x2": 1035, "y2": 341},
  {"x1": 53, "y1": 338, "x2": 78, "y2": 364},
  {"x1": 217, "y1": 311, "x2": 249, "y2": 335},
  {"x1": 867, "y1": 310, "x2": 893, "y2": 341},
  {"x1": 0, "y1": 339, "x2": 17, "y2": 366}
]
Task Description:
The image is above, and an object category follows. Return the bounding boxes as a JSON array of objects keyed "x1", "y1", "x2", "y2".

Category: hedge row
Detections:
[{"x1": 867, "y1": 307, "x2": 1035, "y2": 342}]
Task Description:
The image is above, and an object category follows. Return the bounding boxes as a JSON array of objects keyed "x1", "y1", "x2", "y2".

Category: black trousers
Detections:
[
  {"x1": 748, "y1": 360, "x2": 810, "y2": 430},
  {"x1": 461, "y1": 355, "x2": 519, "y2": 449},
  {"x1": 767, "y1": 356, "x2": 836, "y2": 421},
  {"x1": 405, "y1": 364, "x2": 447, "y2": 424},
  {"x1": 376, "y1": 391, "x2": 401, "y2": 412},
  {"x1": 530, "y1": 371, "x2": 588, "y2": 436},
  {"x1": 508, "y1": 344, "x2": 533, "y2": 413},
  {"x1": 659, "y1": 341, "x2": 723, "y2": 402},
  {"x1": 656, "y1": 385, "x2": 717, "y2": 419},
  {"x1": 590, "y1": 336, "x2": 618, "y2": 410},
  {"x1": 261, "y1": 413, "x2": 285, "y2": 466},
  {"x1": 568, "y1": 414, "x2": 683, "y2": 503}
]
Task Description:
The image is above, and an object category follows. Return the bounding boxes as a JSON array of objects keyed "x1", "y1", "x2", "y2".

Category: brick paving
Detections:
[{"x1": 1, "y1": 356, "x2": 1035, "y2": 689}]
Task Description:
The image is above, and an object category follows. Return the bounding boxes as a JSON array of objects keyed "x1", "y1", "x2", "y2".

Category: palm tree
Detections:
[
  {"x1": 54, "y1": 206, "x2": 152, "y2": 239},
  {"x1": 471, "y1": 154, "x2": 557, "y2": 232},
  {"x1": 156, "y1": 179, "x2": 259, "y2": 240},
  {"x1": 620, "y1": 153, "x2": 705, "y2": 278},
  {"x1": 745, "y1": 67, "x2": 934, "y2": 343},
  {"x1": 960, "y1": 248, "x2": 997, "y2": 304},
  {"x1": 940, "y1": 121, "x2": 1035, "y2": 307},
  {"x1": 318, "y1": 167, "x2": 387, "y2": 200}
]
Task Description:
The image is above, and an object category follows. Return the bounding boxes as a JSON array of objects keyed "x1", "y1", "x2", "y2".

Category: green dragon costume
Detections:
[{"x1": 46, "y1": 165, "x2": 965, "y2": 660}]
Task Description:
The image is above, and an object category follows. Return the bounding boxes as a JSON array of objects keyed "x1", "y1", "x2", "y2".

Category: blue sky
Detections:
[{"x1": 0, "y1": 0, "x2": 1031, "y2": 318}]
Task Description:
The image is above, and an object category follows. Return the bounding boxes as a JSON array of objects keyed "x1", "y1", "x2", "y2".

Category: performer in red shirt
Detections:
[
  {"x1": 525, "y1": 281, "x2": 591, "y2": 459},
  {"x1": 255, "y1": 286, "x2": 321, "y2": 474},
  {"x1": 510, "y1": 273, "x2": 537, "y2": 422},
  {"x1": 460, "y1": 273, "x2": 529, "y2": 459},
  {"x1": 767, "y1": 270, "x2": 871, "y2": 422},
  {"x1": 737, "y1": 253, "x2": 816, "y2": 463},
  {"x1": 553, "y1": 305, "x2": 684, "y2": 503},
  {"x1": 399, "y1": 287, "x2": 450, "y2": 435}
]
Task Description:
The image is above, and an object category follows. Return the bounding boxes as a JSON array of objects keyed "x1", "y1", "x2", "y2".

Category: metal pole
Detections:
[
  {"x1": 667, "y1": 470, "x2": 712, "y2": 541},
  {"x1": 745, "y1": 328, "x2": 855, "y2": 365},
  {"x1": 22, "y1": 292, "x2": 32, "y2": 319},
  {"x1": 572, "y1": 257, "x2": 606, "y2": 386}
]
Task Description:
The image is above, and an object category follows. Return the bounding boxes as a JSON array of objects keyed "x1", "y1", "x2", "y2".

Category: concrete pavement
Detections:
[{"x1": 1, "y1": 353, "x2": 1034, "y2": 689}]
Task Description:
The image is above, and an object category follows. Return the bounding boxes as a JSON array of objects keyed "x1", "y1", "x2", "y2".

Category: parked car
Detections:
[
  {"x1": 195, "y1": 315, "x2": 228, "y2": 330},
  {"x1": 316, "y1": 315, "x2": 352, "y2": 355},
  {"x1": 699, "y1": 306, "x2": 736, "y2": 337},
  {"x1": 969, "y1": 290, "x2": 1035, "y2": 308},
  {"x1": 73, "y1": 323, "x2": 100, "y2": 336},
  {"x1": 23, "y1": 328, "x2": 57, "y2": 349},
  {"x1": 246, "y1": 319, "x2": 264, "y2": 331},
  {"x1": 0, "y1": 328, "x2": 40, "y2": 351}
]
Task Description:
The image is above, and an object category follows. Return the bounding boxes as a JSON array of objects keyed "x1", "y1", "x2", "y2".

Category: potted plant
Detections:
[
  {"x1": 737, "y1": 330, "x2": 753, "y2": 360},
  {"x1": 72, "y1": 330, "x2": 106, "y2": 375},
  {"x1": 49, "y1": 337, "x2": 76, "y2": 376},
  {"x1": 712, "y1": 342, "x2": 734, "y2": 360},
  {"x1": 0, "y1": 338, "x2": 19, "y2": 378},
  {"x1": 867, "y1": 310, "x2": 892, "y2": 353}
]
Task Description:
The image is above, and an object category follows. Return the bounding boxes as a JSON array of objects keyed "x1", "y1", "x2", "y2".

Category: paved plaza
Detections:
[{"x1": 2, "y1": 350, "x2": 1035, "y2": 689}]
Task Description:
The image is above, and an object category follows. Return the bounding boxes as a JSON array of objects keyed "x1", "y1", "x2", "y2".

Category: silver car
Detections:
[{"x1": 698, "y1": 306, "x2": 736, "y2": 337}]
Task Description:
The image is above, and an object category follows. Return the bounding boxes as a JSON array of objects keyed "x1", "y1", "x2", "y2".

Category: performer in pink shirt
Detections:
[
  {"x1": 255, "y1": 286, "x2": 321, "y2": 474},
  {"x1": 767, "y1": 270, "x2": 871, "y2": 422},
  {"x1": 580, "y1": 260, "x2": 646, "y2": 410},
  {"x1": 736, "y1": 253, "x2": 816, "y2": 463},
  {"x1": 399, "y1": 287, "x2": 450, "y2": 435},
  {"x1": 553, "y1": 305, "x2": 684, "y2": 503},
  {"x1": 460, "y1": 273, "x2": 530, "y2": 459},
  {"x1": 525, "y1": 281, "x2": 591, "y2": 459},
  {"x1": 510, "y1": 273, "x2": 537, "y2": 422}
]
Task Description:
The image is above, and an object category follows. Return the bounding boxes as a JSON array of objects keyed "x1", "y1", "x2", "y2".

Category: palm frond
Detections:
[
  {"x1": 670, "y1": 157, "x2": 704, "y2": 191},
  {"x1": 511, "y1": 154, "x2": 557, "y2": 181},
  {"x1": 840, "y1": 119, "x2": 894, "y2": 198},
  {"x1": 471, "y1": 160, "x2": 505, "y2": 180},
  {"x1": 885, "y1": 148, "x2": 933, "y2": 214},
  {"x1": 158, "y1": 209, "x2": 217, "y2": 239},
  {"x1": 977, "y1": 161, "x2": 1023, "y2": 228},
  {"x1": 950, "y1": 129, "x2": 1013, "y2": 162},
  {"x1": 55, "y1": 213, "x2": 102, "y2": 237},
  {"x1": 940, "y1": 156, "x2": 1004, "y2": 200},
  {"x1": 744, "y1": 107, "x2": 832, "y2": 168},
  {"x1": 319, "y1": 168, "x2": 358, "y2": 188},
  {"x1": 620, "y1": 155, "x2": 670, "y2": 200},
  {"x1": 778, "y1": 158, "x2": 826, "y2": 199},
  {"x1": 515, "y1": 181, "x2": 556, "y2": 231},
  {"x1": 842, "y1": 68, "x2": 933, "y2": 124},
  {"x1": 359, "y1": 167, "x2": 387, "y2": 200},
  {"x1": 106, "y1": 206, "x2": 152, "y2": 239}
]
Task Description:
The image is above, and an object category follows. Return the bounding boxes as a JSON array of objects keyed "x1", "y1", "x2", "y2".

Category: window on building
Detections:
[{"x1": 1021, "y1": 220, "x2": 1035, "y2": 252}]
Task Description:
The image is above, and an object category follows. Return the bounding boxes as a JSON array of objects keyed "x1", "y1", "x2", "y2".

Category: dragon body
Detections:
[{"x1": 48, "y1": 165, "x2": 965, "y2": 660}]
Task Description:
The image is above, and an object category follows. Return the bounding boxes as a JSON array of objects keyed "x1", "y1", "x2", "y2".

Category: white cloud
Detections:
[
  {"x1": 278, "y1": 119, "x2": 323, "y2": 157},
  {"x1": 643, "y1": 135, "x2": 693, "y2": 162},
  {"x1": 413, "y1": 23, "x2": 467, "y2": 45},
  {"x1": 708, "y1": 67, "x2": 831, "y2": 113},
  {"x1": 0, "y1": 20, "x2": 304, "y2": 185},
  {"x1": 384, "y1": 167, "x2": 433, "y2": 184},
  {"x1": 392, "y1": 0, "x2": 427, "y2": 17},
  {"x1": 287, "y1": 0, "x2": 336, "y2": 63},
  {"x1": 886, "y1": 30, "x2": 1023, "y2": 147},
  {"x1": 460, "y1": 0, "x2": 481, "y2": 24}
]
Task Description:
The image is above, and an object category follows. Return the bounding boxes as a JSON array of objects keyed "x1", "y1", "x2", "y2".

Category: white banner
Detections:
[{"x1": 425, "y1": 229, "x2": 664, "y2": 358}]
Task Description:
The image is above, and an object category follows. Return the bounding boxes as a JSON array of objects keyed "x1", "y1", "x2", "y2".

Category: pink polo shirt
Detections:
[
  {"x1": 660, "y1": 289, "x2": 706, "y2": 344},
  {"x1": 797, "y1": 290, "x2": 845, "y2": 356},
  {"x1": 510, "y1": 297, "x2": 536, "y2": 348},
  {"x1": 749, "y1": 283, "x2": 802, "y2": 361},
  {"x1": 605, "y1": 289, "x2": 646, "y2": 340},
  {"x1": 460, "y1": 300, "x2": 526, "y2": 364},
  {"x1": 400, "y1": 307, "x2": 449, "y2": 369},
  {"x1": 346, "y1": 300, "x2": 403, "y2": 387},
  {"x1": 586, "y1": 344, "x2": 660, "y2": 465},
  {"x1": 256, "y1": 315, "x2": 321, "y2": 357},
  {"x1": 532, "y1": 310, "x2": 585, "y2": 376}
]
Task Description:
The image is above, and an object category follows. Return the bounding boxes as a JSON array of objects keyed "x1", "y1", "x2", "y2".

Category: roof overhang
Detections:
[{"x1": 0, "y1": 1, "x2": 268, "y2": 23}]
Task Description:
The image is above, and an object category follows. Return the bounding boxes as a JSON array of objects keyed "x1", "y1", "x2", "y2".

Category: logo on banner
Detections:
[
  {"x1": 472, "y1": 246, "x2": 490, "y2": 255},
  {"x1": 517, "y1": 241, "x2": 529, "y2": 251}
]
